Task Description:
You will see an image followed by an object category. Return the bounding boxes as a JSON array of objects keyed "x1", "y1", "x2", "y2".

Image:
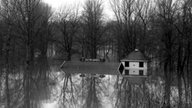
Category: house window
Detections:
[
  {"x1": 139, "y1": 62, "x2": 144, "y2": 67},
  {"x1": 139, "y1": 70, "x2": 144, "y2": 75},
  {"x1": 125, "y1": 61, "x2": 129, "y2": 67},
  {"x1": 125, "y1": 70, "x2": 129, "y2": 75}
]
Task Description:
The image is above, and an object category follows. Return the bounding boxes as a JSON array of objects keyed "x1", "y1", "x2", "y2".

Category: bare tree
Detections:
[
  {"x1": 0, "y1": 0, "x2": 53, "y2": 107},
  {"x1": 110, "y1": 0, "x2": 137, "y2": 60},
  {"x1": 54, "y1": 6, "x2": 79, "y2": 61},
  {"x1": 81, "y1": 0, "x2": 105, "y2": 59},
  {"x1": 173, "y1": 0, "x2": 192, "y2": 107},
  {"x1": 135, "y1": 0, "x2": 152, "y2": 53},
  {"x1": 0, "y1": 0, "x2": 14, "y2": 107},
  {"x1": 155, "y1": 0, "x2": 179, "y2": 107}
]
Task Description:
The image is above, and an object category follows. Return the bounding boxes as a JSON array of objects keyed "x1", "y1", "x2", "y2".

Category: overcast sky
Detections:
[{"x1": 43, "y1": 0, "x2": 114, "y2": 20}]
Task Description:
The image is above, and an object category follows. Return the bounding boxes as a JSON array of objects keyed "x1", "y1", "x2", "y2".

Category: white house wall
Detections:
[
  {"x1": 123, "y1": 69, "x2": 148, "y2": 76},
  {"x1": 122, "y1": 61, "x2": 147, "y2": 69},
  {"x1": 122, "y1": 61, "x2": 148, "y2": 76}
]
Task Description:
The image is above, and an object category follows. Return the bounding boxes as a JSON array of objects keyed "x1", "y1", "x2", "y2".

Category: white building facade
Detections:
[{"x1": 120, "y1": 49, "x2": 148, "y2": 76}]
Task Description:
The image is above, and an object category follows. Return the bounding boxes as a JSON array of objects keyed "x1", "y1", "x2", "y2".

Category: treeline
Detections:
[
  {"x1": 110, "y1": 0, "x2": 192, "y2": 108},
  {"x1": 0, "y1": 0, "x2": 192, "y2": 108},
  {"x1": 0, "y1": 0, "x2": 53, "y2": 108}
]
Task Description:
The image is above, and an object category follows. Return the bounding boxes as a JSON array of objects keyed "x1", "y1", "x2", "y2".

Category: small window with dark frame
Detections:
[
  {"x1": 125, "y1": 61, "x2": 129, "y2": 67},
  {"x1": 139, "y1": 62, "x2": 144, "y2": 67},
  {"x1": 125, "y1": 70, "x2": 129, "y2": 75},
  {"x1": 139, "y1": 70, "x2": 144, "y2": 75}
]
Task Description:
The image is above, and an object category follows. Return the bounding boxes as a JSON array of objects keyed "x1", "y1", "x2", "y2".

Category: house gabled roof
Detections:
[{"x1": 121, "y1": 49, "x2": 148, "y2": 61}]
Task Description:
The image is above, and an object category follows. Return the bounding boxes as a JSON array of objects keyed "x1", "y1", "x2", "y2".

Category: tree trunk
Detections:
[
  {"x1": 67, "y1": 50, "x2": 71, "y2": 61},
  {"x1": 164, "y1": 62, "x2": 171, "y2": 108},
  {"x1": 5, "y1": 26, "x2": 11, "y2": 108},
  {"x1": 5, "y1": 69, "x2": 10, "y2": 108},
  {"x1": 164, "y1": 78, "x2": 171, "y2": 108},
  {"x1": 177, "y1": 45, "x2": 182, "y2": 108},
  {"x1": 0, "y1": 35, "x2": 2, "y2": 57},
  {"x1": 178, "y1": 74, "x2": 182, "y2": 108}
]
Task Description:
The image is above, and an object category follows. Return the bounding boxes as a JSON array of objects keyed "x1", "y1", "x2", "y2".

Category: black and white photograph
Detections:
[{"x1": 0, "y1": 0, "x2": 192, "y2": 108}]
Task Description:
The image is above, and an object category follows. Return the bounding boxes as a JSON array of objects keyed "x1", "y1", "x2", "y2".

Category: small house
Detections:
[{"x1": 120, "y1": 49, "x2": 148, "y2": 76}]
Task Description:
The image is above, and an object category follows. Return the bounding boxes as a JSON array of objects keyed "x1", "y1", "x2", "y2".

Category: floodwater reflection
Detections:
[
  {"x1": 0, "y1": 67, "x2": 173, "y2": 108},
  {"x1": 49, "y1": 70, "x2": 117, "y2": 108},
  {"x1": 48, "y1": 70, "x2": 166, "y2": 108}
]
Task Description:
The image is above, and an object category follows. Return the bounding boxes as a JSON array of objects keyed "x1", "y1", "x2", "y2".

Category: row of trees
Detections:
[
  {"x1": 57, "y1": 0, "x2": 192, "y2": 108},
  {"x1": 110, "y1": 0, "x2": 192, "y2": 108},
  {"x1": 0, "y1": 0, "x2": 53, "y2": 108},
  {"x1": 0, "y1": 0, "x2": 192, "y2": 108}
]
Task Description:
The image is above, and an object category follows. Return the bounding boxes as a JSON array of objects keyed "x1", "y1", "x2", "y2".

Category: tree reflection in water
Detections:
[
  {"x1": 114, "y1": 77, "x2": 147, "y2": 108},
  {"x1": 59, "y1": 73, "x2": 115, "y2": 108},
  {"x1": 30, "y1": 56, "x2": 51, "y2": 108}
]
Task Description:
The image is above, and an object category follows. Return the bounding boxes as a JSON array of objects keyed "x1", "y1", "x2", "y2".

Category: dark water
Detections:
[{"x1": 0, "y1": 64, "x2": 178, "y2": 108}]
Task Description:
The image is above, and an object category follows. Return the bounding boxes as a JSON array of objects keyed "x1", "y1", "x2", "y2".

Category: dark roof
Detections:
[{"x1": 121, "y1": 49, "x2": 147, "y2": 61}]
